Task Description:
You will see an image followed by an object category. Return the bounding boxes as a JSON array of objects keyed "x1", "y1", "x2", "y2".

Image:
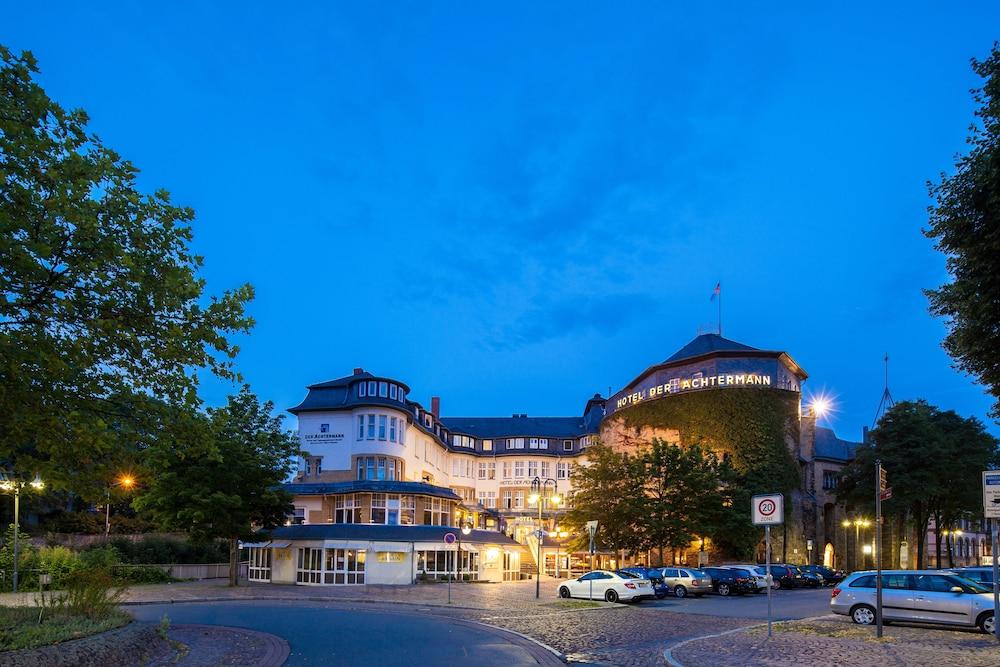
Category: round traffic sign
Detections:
[
  {"x1": 758, "y1": 499, "x2": 777, "y2": 516},
  {"x1": 443, "y1": 532, "x2": 456, "y2": 545}
]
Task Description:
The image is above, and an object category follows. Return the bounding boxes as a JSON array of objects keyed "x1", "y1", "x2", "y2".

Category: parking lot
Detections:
[{"x1": 640, "y1": 585, "x2": 832, "y2": 619}]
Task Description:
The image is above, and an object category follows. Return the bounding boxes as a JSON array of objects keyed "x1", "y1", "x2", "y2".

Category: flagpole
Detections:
[{"x1": 718, "y1": 283, "x2": 722, "y2": 336}]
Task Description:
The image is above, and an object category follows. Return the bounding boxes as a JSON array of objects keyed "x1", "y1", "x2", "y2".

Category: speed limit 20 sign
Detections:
[{"x1": 752, "y1": 493, "x2": 784, "y2": 526}]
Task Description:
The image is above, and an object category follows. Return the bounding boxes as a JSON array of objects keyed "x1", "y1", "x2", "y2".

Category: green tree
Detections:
[
  {"x1": 639, "y1": 439, "x2": 730, "y2": 564},
  {"x1": 837, "y1": 400, "x2": 998, "y2": 568},
  {"x1": 0, "y1": 46, "x2": 253, "y2": 492},
  {"x1": 135, "y1": 387, "x2": 298, "y2": 585},
  {"x1": 563, "y1": 443, "x2": 646, "y2": 557},
  {"x1": 925, "y1": 43, "x2": 1000, "y2": 420}
]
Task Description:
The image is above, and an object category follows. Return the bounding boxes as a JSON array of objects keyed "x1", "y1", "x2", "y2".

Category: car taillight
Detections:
[
  {"x1": 691, "y1": 579, "x2": 700, "y2": 585},
  {"x1": 625, "y1": 583, "x2": 636, "y2": 589},
  {"x1": 831, "y1": 587, "x2": 841, "y2": 598}
]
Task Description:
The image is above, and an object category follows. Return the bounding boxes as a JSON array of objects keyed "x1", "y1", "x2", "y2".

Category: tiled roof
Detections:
[
  {"x1": 440, "y1": 416, "x2": 592, "y2": 439},
  {"x1": 284, "y1": 480, "x2": 461, "y2": 500},
  {"x1": 264, "y1": 523, "x2": 521, "y2": 545},
  {"x1": 814, "y1": 427, "x2": 858, "y2": 462},
  {"x1": 664, "y1": 333, "x2": 759, "y2": 364}
]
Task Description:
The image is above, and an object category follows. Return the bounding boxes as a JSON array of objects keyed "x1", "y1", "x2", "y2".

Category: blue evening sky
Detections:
[{"x1": 5, "y1": 3, "x2": 999, "y2": 439}]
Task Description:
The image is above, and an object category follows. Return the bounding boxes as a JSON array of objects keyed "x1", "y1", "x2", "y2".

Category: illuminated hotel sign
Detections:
[{"x1": 615, "y1": 373, "x2": 772, "y2": 410}]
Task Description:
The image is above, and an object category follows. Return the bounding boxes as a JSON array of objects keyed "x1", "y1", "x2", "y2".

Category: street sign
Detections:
[
  {"x1": 444, "y1": 532, "x2": 456, "y2": 545},
  {"x1": 752, "y1": 494, "x2": 784, "y2": 525},
  {"x1": 880, "y1": 487, "x2": 893, "y2": 501},
  {"x1": 984, "y1": 471, "x2": 1000, "y2": 519},
  {"x1": 879, "y1": 467, "x2": 888, "y2": 493}
]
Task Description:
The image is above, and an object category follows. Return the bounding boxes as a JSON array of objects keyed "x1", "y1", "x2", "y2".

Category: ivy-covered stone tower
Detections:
[{"x1": 601, "y1": 333, "x2": 842, "y2": 564}]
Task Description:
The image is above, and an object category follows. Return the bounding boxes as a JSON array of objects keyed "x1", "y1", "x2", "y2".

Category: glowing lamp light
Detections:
[
  {"x1": 30, "y1": 474, "x2": 44, "y2": 490},
  {"x1": 811, "y1": 397, "x2": 832, "y2": 418},
  {"x1": 550, "y1": 494, "x2": 562, "y2": 505},
  {"x1": 862, "y1": 545, "x2": 873, "y2": 555},
  {"x1": 461, "y1": 525, "x2": 472, "y2": 536},
  {"x1": 119, "y1": 475, "x2": 135, "y2": 489},
  {"x1": 528, "y1": 493, "x2": 540, "y2": 505},
  {"x1": 841, "y1": 520, "x2": 851, "y2": 528},
  {"x1": 549, "y1": 531, "x2": 558, "y2": 537}
]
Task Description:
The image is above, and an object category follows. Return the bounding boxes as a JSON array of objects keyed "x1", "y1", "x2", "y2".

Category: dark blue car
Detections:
[{"x1": 619, "y1": 567, "x2": 669, "y2": 599}]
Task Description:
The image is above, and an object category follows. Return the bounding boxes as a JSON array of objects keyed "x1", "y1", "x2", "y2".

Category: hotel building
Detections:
[{"x1": 253, "y1": 333, "x2": 861, "y2": 586}]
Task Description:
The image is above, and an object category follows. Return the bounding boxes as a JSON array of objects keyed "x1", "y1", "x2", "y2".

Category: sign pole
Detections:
[
  {"x1": 766, "y1": 525, "x2": 772, "y2": 638},
  {"x1": 587, "y1": 520, "x2": 598, "y2": 601},
  {"x1": 875, "y1": 461, "x2": 883, "y2": 638},
  {"x1": 752, "y1": 493, "x2": 782, "y2": 640},
  {"x1": 989, "y1": 519, "x2": 1000, "y2": 642}
]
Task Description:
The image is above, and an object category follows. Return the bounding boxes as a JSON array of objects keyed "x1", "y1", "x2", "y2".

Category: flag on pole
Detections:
[{"x1": 710, "y1": 282, "x2": 721, "y2": 301}]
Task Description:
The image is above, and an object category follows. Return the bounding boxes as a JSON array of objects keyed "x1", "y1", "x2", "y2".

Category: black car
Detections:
[
  {"x1": 790, "y1": 565, "x2": 823, "y2": 588},
  {"x1": 702, "y1": 566, "x2": 755, "y2": 596},
  {"x1": 769, "y1": 564, "x2": 804, "y2": 589},
  {"x1": 801, "y1": 565, "x2": 845, "y2": 585},
  {"x1": 619, "y1": 567, "x2": 670, "y2": 599}
]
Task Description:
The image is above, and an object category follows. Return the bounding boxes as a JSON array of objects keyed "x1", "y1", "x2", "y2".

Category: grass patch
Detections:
[
  {"x1": 0, "y1": 605, "x2": 131, "y2": 652},
  {"x1": 748, "y1": 621, "x2": 897, "y2": 643},
  {"x1": 541, "y1": 600, "x2": 603, "y2": 610}
]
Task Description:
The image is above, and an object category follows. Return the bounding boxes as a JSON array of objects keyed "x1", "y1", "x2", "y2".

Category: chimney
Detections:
[
  {"x1": 431, "y1": 396, "x2": 440, "y2": 418},
  {"x1": 353, "y1": 367, "x2": 364, "y2": 375}
]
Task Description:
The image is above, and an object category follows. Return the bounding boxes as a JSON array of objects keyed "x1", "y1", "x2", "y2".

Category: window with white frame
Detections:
[
  {"x1": 297, "y1": 547, "x2": 322, "y2": 583},
  {"x1": 502, "y1": 461, "x2": 511, "y2": 479},
  {"x1": 529, "y1": 438, "x2": 539, "y2": 449},
  {"x1": 367, "y1": 414, "x2": 376, "y2": 439},
  {"x1": 423, "y1": 497, "x2": 449, "y2": 525},
  {"x1": 417, "y1": 550, "x2": 479, "y2": 580},
  {"x1": 541, "y1": 461, "x2": 550, "y2": 478},
  {"x1": 514, "y1": 461, "x2": 525, "y2": 478},
  {"x1": 292, "y1": 507, "x2": 305, "y2": 524},
  {"x1": 557, "y1": 462, "x2": 569, "y2": 479},
  {"x1": 335, "y1": 494, "x2": 360, "y2": 523},
  {"x1": 528, "y1": 460, "x2": 538, "y2": 477},
  {"x1": 502, "y1": 489, "x2": 513, "y2": 508},
  {"x1": 324, "y1": 548, "x2": 366, "y2": 585},
  {"x1": 390, "y1": 384, "x2": 397, "y2": 399},
  {"x1": 371, "y1": 493, "x2": 387, "y2": 523},
  {"x1": 248, "y1": 547, "x2": 271, "y2": 581},
  {"x1": 378, "y1": 415, "x2": 387, "y2": 440},
  {"x1": 483, "y1": 440, "x2": 493, "y2": 451},
  {"x1": 357, "y1": 415, "x2": 364, "y2": 440},
  {"x1": 401, "y1": 495, "x2": 415, "y2": 525},
  {"x1": 378, "y1": 382, "x2": 388, "y2": 397},
  {"x1": 389, "y1": 417, "x2": 397, "y2": 442},
  {"x1": 358, "y1": 382, "x2": 367, "y2": 397},
  {"x1": 514, "y1": 490, "x2": 524, "y2": 508},
  {"x1": 478, "y1": 462, "x2": 488, "y2": 479},
  {"x1": 477, "y1": 490, "x2": 497, "y2": 508},
  {"x1": 487, "y1": 461, "x2": 496, "y2": 479},
  {"x1": 563, "y1": 439, "x2": 573, "y2": 451}
]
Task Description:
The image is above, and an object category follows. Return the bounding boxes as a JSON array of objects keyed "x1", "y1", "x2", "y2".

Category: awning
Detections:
[
  {"x1": 321, "y1": 540, "x2": 371, "y2": 550},
  {"x1": 241, "y1": 542, "x2": 270, "y2": 548},
  {"x1": 372, "y1": 542, "x2": 409, "y2": 553},
  {"x1": 269, "y1": 541, "x2": 292, "y2": 549}
]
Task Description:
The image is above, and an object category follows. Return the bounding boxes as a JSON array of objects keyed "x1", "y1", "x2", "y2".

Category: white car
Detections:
[
  {"x1": 720, "y1": 565, "x2": 769, "y2": 592},
  {"x1": 557, "y1": 570, "x2": 655, "y2": 603}
]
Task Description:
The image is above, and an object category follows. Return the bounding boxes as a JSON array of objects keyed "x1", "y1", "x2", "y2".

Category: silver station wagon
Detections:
[{"x1": 831, "y1": 570, "x2": 996, "y2": 633}]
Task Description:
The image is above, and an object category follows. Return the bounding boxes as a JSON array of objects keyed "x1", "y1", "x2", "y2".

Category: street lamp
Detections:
[
  {"x1": 457, "y1": 522, "x2": 472, "y2": 582},
  {"x1": 529, "y1": 477, "x2": 560, "y2": 599},
  {"x1": 841, "y1": 519, "x2": 851, "y2": 571},
  {"x1": 0, "y1": 472, "x2": 44, "y2": 593},
  {"x1": 849, "y1": 518, "x2": 870, "y2": 570},
  {"x1": 105, "y1": 474, "x2": 137, "y2": 537},
  {"x1": 941, "y1": 528, "x2": 963, "y2": 567}
]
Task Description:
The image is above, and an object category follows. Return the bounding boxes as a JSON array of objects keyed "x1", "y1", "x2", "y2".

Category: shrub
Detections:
[
  {"x1": 107, "y1": 536, "x2": 227, "y2": 564},
  {"x1": 112, "y1": 565, "x2": 173, "y2": 584},
  {"x1": 79, "y1": 545, "x2": 121, "y2": 571},
  {"x1": 57, "y1": 570, "x2": 127, "y2": 619},
  {"x1": 37, "y1": 545, "x2": 80, "y2": 588}
]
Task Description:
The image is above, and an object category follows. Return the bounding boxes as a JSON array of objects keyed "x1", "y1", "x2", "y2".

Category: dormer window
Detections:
[
  {"x1": 563, "y1": 439, "x2": 573, "y2": 451},
  {"x1": 358, "y1": 382, "x2": 367, "y2": 397},
  {"x1": 379, "y1": 382, "x2": 388, "y2": 397},
  {"x1": 390, "y1": 385, "x2": 397, "y2": 400},
  {"x1": 367, "y1": 381, "x2": 377, "y2": 396}
]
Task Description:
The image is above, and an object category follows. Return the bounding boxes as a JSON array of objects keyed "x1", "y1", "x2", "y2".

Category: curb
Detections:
[
  {"x1": 454, "y1": 618, "x2": 566, "y2": 666},
  {"x1": 121, "y1": 595, "x2": 486, "y2": 611},
  {"x1": 662, "y1": 614, "x2": 839, "y2": 667}
]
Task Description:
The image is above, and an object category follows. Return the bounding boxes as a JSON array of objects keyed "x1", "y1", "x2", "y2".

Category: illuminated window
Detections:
[{"x1": 483, "y1": 440, "x2": 493, "y2": 451}]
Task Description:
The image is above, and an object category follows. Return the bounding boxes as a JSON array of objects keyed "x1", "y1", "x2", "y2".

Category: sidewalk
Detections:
[
  {"x1": 668, "y1": 615, "x2": 1000, "y2": 667},
  {"x1": 0, "y1": 578, "x2": 573, "y2": 614}
]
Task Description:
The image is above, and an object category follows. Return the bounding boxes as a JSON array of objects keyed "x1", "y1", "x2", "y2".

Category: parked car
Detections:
[
  {"x1": 769, "y1": 564, "x2": 805, "y2": 589},
  {"x1": 949, "y1": 567, "x2": 995, "y2": 586},
  {"x1": 719, "y1": 565, "x2": 769, "y2": 592},
  {"x1": 557, "y1": 570, "x2": 656, "y2": 603},
  {"x1": 832, "y1": 570, "x2": 995, "y2": 633},
  {"x1": 620, "y1": 567, "x2": 670, "y2": 599},
  {"x1": 790, "y1": 565, "x2": 823, "y2": 588},
  {"x1": 802, "y1": 565, "x2": 845, "y2": 585},
  {"x1": 701, "y1": 566, "x2": 756, "y2": 596},
  {"x1": 653, "y1": 567, "x2": 714, "y2": 598}
]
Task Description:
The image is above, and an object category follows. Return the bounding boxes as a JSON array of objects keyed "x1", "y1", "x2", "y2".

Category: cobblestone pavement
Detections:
[
  {"x1": 148, "y1": 625, "x2": 290, "y2": 667},
  {"x1": 671, "y1": 615, "x2": 1000, "y2": 667}
]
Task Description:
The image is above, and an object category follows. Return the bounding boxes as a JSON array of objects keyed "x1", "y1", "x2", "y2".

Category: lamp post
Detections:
[
  {"x1": 851, "y1": 518, "x2": 871, "y2": 569},
  {"x1": 529, "y1": 477, "x2": 560, "y2": 599},
  {"x1": 941, "y1": 528, "x2": 963, "y2": 568},
  {"x1": 105, "y1": 474, "x2": 137, "y2": 537},
  {"x1": 841, "y1": 519, "x2": 851, "y2": 570},
  {"x1": 0, "y1": 473, "x2": 45, "y2": 593},
  {"x1": 457, "y1": 522, "x2": 472, "y2": 581}
]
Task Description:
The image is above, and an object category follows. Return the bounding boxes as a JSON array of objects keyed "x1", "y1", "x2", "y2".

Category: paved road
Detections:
[
  {"x1": 130, "y1": 601, "x2": 555, "y2": 666},
  {"x1": 643, "y1": 586, "x2": 832, "y2": 620}
]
